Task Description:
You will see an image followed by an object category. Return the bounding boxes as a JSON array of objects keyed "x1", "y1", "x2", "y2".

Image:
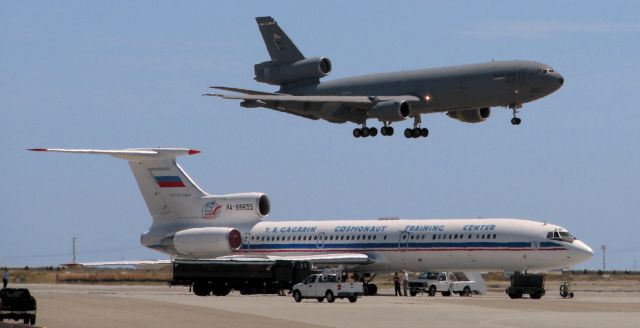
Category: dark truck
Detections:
[
  {"x1": 0, "y1": 288, "x2": 37, "y2": 325},
  {"x1": 506, "y1": 272, "x2": 545, "y2": 299},
  {"x1": 171, "y1": 259, "x2": 314, "y2": 296}
]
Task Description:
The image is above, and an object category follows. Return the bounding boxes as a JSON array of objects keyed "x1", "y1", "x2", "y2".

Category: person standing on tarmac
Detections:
[
  {"x1": 402, "y1": 270, "x2": 409, "y2": 296},
  {"x1": 393, "y1": 272, "x2": 402, "y2": 296},
  {"x1": 2, "y1": 269, "x2": 8, "y2": 288}
]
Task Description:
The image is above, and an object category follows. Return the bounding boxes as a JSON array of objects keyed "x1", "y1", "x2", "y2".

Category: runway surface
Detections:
[{"x1": 10, "y1": 284, "x2": 640, "y2": 328}]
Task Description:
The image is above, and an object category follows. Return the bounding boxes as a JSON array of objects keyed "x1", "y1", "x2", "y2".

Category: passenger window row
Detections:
[{"x1": 248, "y1": 232, "x2": 498, "y2": 243}]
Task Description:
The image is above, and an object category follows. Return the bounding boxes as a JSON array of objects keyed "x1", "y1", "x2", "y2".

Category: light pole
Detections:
[
  {"x1": 72, "y1": 237, "x2": 78, "y2": 264},
  {"x1": 600, "y1": 244, "x2": 606, "y2": 271}
]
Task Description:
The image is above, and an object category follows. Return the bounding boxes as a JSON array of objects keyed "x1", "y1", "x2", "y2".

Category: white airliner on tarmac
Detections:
[{"x1": 29, "y1": 148, "x2": 593, "y2": 275}]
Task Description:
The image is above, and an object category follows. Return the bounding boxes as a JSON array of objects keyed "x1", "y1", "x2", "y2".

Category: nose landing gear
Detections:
[{"x1": 510, "y1": 104, "x2": 522, "y2": 125}]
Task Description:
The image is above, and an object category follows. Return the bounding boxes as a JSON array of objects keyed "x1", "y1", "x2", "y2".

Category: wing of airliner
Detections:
[
  {"x1": 76, "y1": 259, "x2": 172, "y2": 267},
  {"x1": 77, "y1": 253, "x2": 370, "y2": 267},
  {"x1": 216, "y1": 253, "x2": 372, "y2": 265}
]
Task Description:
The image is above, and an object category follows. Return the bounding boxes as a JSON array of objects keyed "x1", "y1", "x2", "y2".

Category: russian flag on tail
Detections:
[{"x1": 154, "y1": 176, "x2": 185, "y2": 188}]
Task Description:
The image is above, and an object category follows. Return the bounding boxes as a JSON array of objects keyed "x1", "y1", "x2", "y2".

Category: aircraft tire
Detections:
[
  {"x1": 369, "y1": 127, "x2": 378, "y2": 137},
  {"x1": 511, "y1": 117, "x2": 522, "y2": 125},
  {"x1": 412, "y1": 128, "x2": 421, "y2": 138},
  {"x1": 361, "y1": 127, "x2": 370, "y2": 137},
  {"x1": 404, "y1": 128, "x2": 413, "y2": 138},
  {"x1": 353, "y1": 128, "x2": 362, "y2": 138},
  {"x1": 387, "y1": 126, "x2": 394, "y2": 136},
  {"x1": 420, "y1": 128, "x2": 429, "y2": 137}
]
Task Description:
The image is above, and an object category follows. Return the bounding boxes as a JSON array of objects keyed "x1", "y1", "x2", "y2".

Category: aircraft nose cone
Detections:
[
  {"x1": 572, "y1": 240, "x2": 594, "y2": 263},
  {"x1": 551, "y1": 72, "x2": 564, "y2": 87}
]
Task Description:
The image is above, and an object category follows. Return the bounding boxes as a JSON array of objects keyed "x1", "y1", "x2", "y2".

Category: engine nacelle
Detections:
[
  {"x1": 173, "y1": 227, "x2": 242, "y2": 256},
  {"x1": 447, "y1": 107, "x2": 491, "y2": 123},
  {"x1": 367, "y1": 101, "x2": 411, "y2": 122},
  {"x1": 202, "y1": 193, "x2": 270, "y2": 221},
  {"x1": 255, "y1": 57, "x2": 331, "y2": 85}
]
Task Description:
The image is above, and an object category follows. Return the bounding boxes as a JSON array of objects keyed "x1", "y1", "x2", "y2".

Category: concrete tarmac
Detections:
[{"x1": 9, "y1": 284, "x2": 640, "y2": 328}]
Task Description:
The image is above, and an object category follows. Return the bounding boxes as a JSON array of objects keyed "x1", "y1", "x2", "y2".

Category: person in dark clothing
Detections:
[
  {"x1": 2, "y1": 269, "x2": 8, "y2": 288},
  {"x1": 394, "y1": 272, "x2": 402, "y2": 296}
]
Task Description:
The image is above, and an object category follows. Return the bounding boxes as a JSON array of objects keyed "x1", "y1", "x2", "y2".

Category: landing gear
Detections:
[
  {"x1": 352, "y1": 126, "x2": 378, "y2": 138},
  {"x1": 403, "y1": 127, "x2": 428, "y2": 138},
  {"x1": 380, "y1": 125, "x2": 394, "y2": 136},
  {"x1": 510, "y1": 104, "x2": 522, "y2": 125},
  {"x1": 404, "y1": 115, "x2": 429, "y2": 139},
  {"x1": 364, "y1": 283, "x2": 378, "y2": 296}
]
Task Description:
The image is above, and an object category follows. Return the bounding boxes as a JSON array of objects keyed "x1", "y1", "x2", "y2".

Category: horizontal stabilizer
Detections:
[
  {"x1": 27, "y1": 148, "x2": 200, "y2": 162},
  {"x1": 210, "y1": 86, "x2": 277, "y2": 96},
  {"x1": 28, "y1": 147, "x2": 208, "y2": 219}
]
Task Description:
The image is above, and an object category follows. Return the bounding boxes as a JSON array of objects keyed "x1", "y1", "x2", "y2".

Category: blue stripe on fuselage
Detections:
[{"x1": 241, "y1": 241, "x2": 565, "y2": 251}]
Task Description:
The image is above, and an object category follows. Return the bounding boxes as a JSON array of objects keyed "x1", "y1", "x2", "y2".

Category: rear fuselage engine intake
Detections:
[
  {"x1": 255, "y1": 57, "x2": 332, "y2": 85},
  {"x1": 173, "y1": 227, "x2": 242, "y2": 257}
]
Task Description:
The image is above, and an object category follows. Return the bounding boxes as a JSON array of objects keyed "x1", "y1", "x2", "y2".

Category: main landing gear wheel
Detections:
[
  {"x1": 380, "y1": 126, "x2": 394, "y2": 136},
  {"x1": 511, "y1": 117, "x2": 522, "y2": 125},
  {"x1": 404, "y1": 127, "x2": 429, "y2": 139},
  {"x1": 353, "y1": 127, "x2": 377, "y2": 138}
]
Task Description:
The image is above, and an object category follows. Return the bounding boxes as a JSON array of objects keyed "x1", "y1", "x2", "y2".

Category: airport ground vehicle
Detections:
[
  {"x1": 170, "y1": 259, "x2": 314, "y2": 296},
  {"x1": 0, "y1": 288, "x2": 37, "y2": 325},
  {"x1": 505, "y1": 272, "x2": 545, "y2": 299},
  {"x1": 292, "y1": 273, "x2": 363, "y2": 303},
  {"x1": 409, "y1": 272, "x2": 480, "y2": 296},
  {"x1": 560, "y1": 281, "x2": 574, "y2": 298}
]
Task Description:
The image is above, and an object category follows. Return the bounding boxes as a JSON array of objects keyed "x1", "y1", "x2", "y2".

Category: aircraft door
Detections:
[
  {"x1": 316, "y1": 232, "x2": 326, "y2": 249},
  {"x1": 398, "y1": 231, "x2": 410, "y2": 252},
  {"x1": 242, "y1": 233, "x2": 251, "y2": 250}
]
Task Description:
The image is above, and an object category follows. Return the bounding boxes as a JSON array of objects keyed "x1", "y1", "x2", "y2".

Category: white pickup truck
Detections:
[
  {"x1": 292, "y1": 273, "x2": 363, "y2": 303},
  {"x1": 409, "y1": 272, "x2": 483, "y2": 297}
]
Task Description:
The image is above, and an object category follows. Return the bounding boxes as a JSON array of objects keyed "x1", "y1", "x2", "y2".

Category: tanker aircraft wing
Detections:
[{"x1": 206, "y1": 90, "x2": 422, "y2": 106}]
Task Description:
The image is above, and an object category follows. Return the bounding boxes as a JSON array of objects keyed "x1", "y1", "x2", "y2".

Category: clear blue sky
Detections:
[{"x1": 2, "y1": 1, "x2": 639, "y2": 269}]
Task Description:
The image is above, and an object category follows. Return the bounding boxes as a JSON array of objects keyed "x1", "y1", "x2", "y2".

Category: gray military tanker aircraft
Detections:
[{"x1": 208, "y1": 16, "x2": 564, "y2": 139}]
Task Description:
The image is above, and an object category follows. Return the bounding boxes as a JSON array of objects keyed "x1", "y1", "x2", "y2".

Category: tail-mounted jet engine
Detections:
[
  {"x1": 172, "y1": 227, "x2": 242, "y2": 257},
  {"x1": 254, "y1": 57, "x2": 331, "y2": 85}
]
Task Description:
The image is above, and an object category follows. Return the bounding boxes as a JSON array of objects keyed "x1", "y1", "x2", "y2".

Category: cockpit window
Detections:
[
  {"x1": 547, "y1": 228, "x2": 575, "y2": 242},
  {"x1": 542, "y1": 68, "x2": 555, "y2": 75}
]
